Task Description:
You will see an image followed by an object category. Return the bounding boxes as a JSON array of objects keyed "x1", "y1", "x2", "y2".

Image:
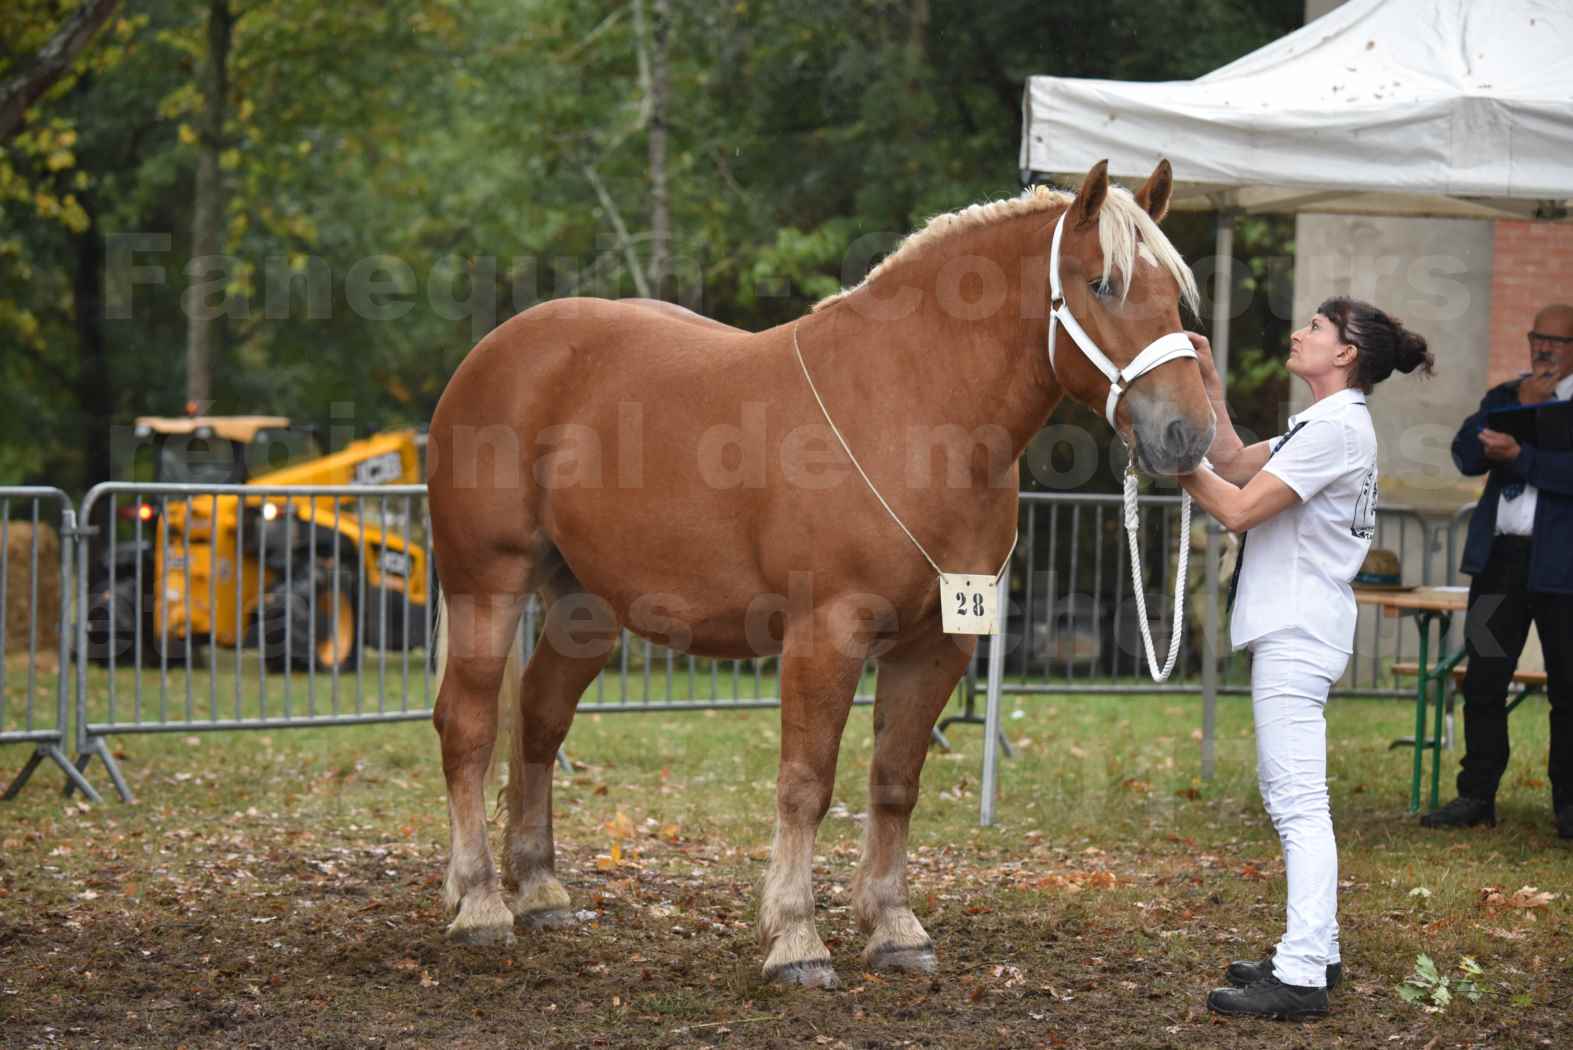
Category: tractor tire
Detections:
[
  {"x1": 83, "y1": 575, "x2": 173, "y2": 666},
  {"x1": 251, "y1": 560, "x2": 359, "y2": 672}
]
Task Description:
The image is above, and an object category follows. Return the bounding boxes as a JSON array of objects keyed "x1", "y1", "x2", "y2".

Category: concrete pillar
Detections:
[
  {"x1": 1290, "y1": 0, "x2": 1491, "y2": 609},
  {"x1": 1290, "y1": 215, "x2": 1495, "y2": 516}
]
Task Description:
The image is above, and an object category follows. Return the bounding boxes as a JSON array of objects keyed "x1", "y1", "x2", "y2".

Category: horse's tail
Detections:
[
  {"x1": 434, "y1": 590, "x2": 450, "y2": 703},
  {"x1": 492, "y1": 614, "x2": 524, "y2": 788},
  {"x1": 433, "y1": 592, "x2": 523, "y2": 788}
]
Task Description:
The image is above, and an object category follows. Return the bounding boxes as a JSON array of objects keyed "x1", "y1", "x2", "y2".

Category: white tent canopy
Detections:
[{"x1": 1020, "y1": 0, "x2": 1573, "y2": 221}]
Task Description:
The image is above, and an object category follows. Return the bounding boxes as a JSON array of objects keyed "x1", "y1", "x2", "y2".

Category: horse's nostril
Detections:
[{"x1": 1164, "y1": 419, "x2": 1190, "y2": 455}]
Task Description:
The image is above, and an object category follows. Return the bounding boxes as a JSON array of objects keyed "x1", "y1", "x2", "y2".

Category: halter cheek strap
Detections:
[
  {"x1": 1046, "y1": 212, "x2": 1196, "y2": 685},
  {"x1": 1047, "y1": 212, "x2": 1197, "y2": 430}
]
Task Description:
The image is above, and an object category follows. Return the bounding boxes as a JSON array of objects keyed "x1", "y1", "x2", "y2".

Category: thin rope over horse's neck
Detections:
[{"x1": 791, "y1": 322, "x2": 1017, "y2": 582}]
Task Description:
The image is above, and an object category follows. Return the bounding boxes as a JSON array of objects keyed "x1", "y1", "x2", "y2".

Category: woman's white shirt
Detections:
[{"x1": 1230, "y1": 388, "x2": 1378, "y2": 653}]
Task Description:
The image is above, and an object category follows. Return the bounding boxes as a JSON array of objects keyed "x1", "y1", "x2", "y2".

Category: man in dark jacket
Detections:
[{"x1": 1423, "y1": 304, "x2": 1573, "y2": 837}]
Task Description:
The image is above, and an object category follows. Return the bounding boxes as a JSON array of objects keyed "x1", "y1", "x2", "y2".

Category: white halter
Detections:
[
  {"x1": 1047, "y1": 211, "x2": 1198, "y2": 429},
  {"x1": 1046, "y1": 208, "x2": 1196, "y2": 683}
]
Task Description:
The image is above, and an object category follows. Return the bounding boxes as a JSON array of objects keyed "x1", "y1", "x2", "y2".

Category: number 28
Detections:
[{"x1": 956, "y1": 591, "x2": 984, "y2": 616}]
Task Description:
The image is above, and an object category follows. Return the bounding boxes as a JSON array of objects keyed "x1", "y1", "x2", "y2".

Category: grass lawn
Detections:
[{"x1": 1, "y1": 666, "x2": 1568, "y2": 1049}]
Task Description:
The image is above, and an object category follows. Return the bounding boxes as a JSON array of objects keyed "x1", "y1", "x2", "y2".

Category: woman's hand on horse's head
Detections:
[{"x1": 1186, "y1": 331, "x2": 1223, "y2": 398}]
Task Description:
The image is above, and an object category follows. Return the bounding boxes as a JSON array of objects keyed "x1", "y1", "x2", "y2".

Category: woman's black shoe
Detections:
[
  {"x1": 1419, "y1": 796, "x2": 1496, "y2": 828},
  {"x1": 1226, "y1": 958, "x2": 1341, "y2": 989},
  {"x1": 1557, "y1": 806, "x2": 1573, "y2": 840},
  {"x1": 1207, "y1": 976, "x2": 1329, "y2": 1020}
]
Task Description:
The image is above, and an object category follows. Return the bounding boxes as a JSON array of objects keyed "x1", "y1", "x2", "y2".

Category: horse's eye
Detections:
[{"x1": 1089, "y1": 279, "x2": 1117, "y2": 300}]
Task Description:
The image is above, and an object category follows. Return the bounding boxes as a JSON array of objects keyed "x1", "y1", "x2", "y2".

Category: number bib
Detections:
[{"x1": 939, "y1": 573, "x2": 1000, "y2": 636}]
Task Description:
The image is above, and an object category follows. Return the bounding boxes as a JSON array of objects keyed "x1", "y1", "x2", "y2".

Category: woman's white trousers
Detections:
[{"x1": 1250, "y1": 627, "x2": 1350, "y2": 988}]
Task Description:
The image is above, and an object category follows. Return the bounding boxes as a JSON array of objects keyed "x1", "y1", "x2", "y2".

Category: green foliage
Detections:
[
  {"x1": 1398, "y1": 953, "x2": 1484, "y2": 1010},
  {"x1": 3, "y1": 0, "x2": 1304, "y2": 492}
]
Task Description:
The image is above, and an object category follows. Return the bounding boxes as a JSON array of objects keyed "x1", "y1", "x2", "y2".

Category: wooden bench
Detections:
[
  {"x1": 1391, "y1": 661, "x2": 1546, "y2": 720},
  {"x1": 1391, "y1": 661, "x2": 1546, "y2": 688}
]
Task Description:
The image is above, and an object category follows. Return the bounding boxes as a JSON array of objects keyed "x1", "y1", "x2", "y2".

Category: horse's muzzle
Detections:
[{"x1": 1132, "y1": 417, "x2": 1214, "y2": 476}]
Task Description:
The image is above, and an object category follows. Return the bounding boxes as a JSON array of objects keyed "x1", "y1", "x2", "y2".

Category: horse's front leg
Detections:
[
  {"x1": 757, "y1": 606, "x2": 866, "y2": 989},
  {"x1": 850, "y1": 632, "x2": 975, "y2": 973}
]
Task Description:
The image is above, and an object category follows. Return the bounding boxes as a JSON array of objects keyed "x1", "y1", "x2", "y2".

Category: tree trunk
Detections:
[
  {"x1": 907, "y1": 0, "x2": 928, "y2": 71},
  {"x1": 645, "y1": 0, "x2": 671, "y2": 300},
  {"x1": 0, "y1": 0, "x2": 121, "y2": 142},
  {"x1": 185, "y1": 0, "x2": 231, "y2": 406},
  {"x1": 73, "y1": 194, "x2": 113, "y2": 490}
]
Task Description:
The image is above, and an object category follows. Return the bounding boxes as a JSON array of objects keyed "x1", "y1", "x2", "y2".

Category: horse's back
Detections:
[
  {"x1": 437, "y1": 297, "x2": 745, "y2": 415},
  {"x1": 428, "y1": 298, "x2": 791, "y2": 623},
  {"x1": 618, "y1": 298, "x2": 745, "y2": 334}
]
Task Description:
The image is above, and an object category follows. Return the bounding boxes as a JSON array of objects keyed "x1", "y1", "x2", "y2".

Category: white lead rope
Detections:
[
  {"x1": 792, "y1": 323, "x2": 1018, "y2": 583},
  {"x1": 1123, "y1": 467, "x2": 1190, "y2": 682}
]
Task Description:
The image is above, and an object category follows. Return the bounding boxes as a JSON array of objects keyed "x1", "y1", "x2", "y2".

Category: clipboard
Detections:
[{"x1": 1487, "y1": 397, "x2": 1573, "y2": 451}]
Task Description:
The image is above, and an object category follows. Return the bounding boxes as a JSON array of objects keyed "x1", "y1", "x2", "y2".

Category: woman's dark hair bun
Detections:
[
  {"x1": 1394, "y1": 328, "x2": 1434, "y2": 376},
  {"x1": 1317, "y1": 295, "x2": 1435, "y2": 392}
]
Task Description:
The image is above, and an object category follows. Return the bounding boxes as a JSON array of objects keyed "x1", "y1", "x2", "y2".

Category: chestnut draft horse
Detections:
[{"x1": 426, "y1": 159, "x2": 1212, "y2": 987}]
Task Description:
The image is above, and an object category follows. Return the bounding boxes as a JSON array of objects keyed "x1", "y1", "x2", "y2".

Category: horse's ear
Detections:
[
  {"x1": 1134, "y1": 159, "x2": 1173, "y2": 222},
  {"x1": 1070, "y1": 159, "x2": 1110, "y2": 229}
]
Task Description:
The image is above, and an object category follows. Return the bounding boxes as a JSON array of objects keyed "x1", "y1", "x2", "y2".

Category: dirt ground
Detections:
[
  {"x1": 4, "y1": 695, "x2": 1571, "y2": 1050},
  {"x1": 3, "y1": 819, "x2": 1568, "y2": 1050}
]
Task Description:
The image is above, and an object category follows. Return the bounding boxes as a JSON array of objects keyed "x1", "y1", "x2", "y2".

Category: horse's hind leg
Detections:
[
  {"x1": 432, "y1": 565, "x2": 529, "y2": 946},
  {"x1": 851, "y1": 633, "x2": 976, "y2": 974},
  {"x1": 502, "y1": 566, "x2": 618, "y2": 927},
  {"x1": 758, "y1": 605, "x2": 866, "y2": 989}
]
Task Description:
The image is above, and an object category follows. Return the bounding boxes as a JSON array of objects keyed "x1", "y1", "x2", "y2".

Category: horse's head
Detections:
[{"x1": 1048, "y1": 160, "x2": 1214, "y2": 476}]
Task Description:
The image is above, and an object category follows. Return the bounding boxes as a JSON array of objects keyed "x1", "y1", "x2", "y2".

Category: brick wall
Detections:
[{"x1": 1486, "y1": 221, "x2": 1573, "y2": 387}]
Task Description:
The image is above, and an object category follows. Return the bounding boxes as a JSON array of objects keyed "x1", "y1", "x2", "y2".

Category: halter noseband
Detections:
[{"x1": 1047, "y1": 212, "x2": 1197, "y2": 431}]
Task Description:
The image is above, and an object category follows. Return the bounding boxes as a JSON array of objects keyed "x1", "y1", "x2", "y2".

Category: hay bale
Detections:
[{"x1": 4, "y1": 521, "x2": 62, "y2": 658}]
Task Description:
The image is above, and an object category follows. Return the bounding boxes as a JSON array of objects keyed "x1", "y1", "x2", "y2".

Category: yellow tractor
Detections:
[{"x1": 86, "y1": 416, "x2": 430, "y2": 670}]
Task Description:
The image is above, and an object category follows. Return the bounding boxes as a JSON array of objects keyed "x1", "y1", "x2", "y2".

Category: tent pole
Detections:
[
  {"x1": 1201, "y1": 522, "x2": 1221, "y2": 781},
  {"x1": 1210, "y1": 207, "x2": 1236, "y2": 384},
  {"x1": 1200, "y1": 205, "x2": 1235, "y2": 782}
]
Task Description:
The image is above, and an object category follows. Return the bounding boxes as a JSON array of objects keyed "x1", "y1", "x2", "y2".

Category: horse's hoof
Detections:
[
  {"x1": 867, "y1": 942, "x2": 937, "y2": 975},
  {"x1": 445, "y1": 919, "x2": 517, "y2": 947},
  {"x1": 446, "y1": 893, "x2": 518, "y2": 947},
  {"x1": 518, "y1": 908, "x2": 577, "y2": 930},
  {"x1": 764, "y1": 959, "x2": 840, "y2": 990}
]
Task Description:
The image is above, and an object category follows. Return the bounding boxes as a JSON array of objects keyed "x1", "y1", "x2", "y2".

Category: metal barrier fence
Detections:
[
  {"x1": 0, "y1": 478, "x2": 1474, "y2": 804},
  {"x1": 70, "y1": 482, "x2": 436, "y2": 802},
  {"x1": 1440, "y1": 502, "x2": 1478, "y2": 690},
  {"x1": 0, "y1": 487, "x2": 97, "y2": 801},
  {"x1": 62, "y1": 482, "x2": 871, "y2": 802},
  {"x1": 1445, "y1": 503, "x2": 1477, "y2": 587},
  {"x1": 965, "y1": 492, "x2": 1441, "y2": 702},
  {"x1": 1337, "y1": 505, "x2": 1438, "y2": 695}
]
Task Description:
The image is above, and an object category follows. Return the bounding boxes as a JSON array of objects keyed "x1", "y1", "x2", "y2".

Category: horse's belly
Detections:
[{"x1": 546, "y1": 504, "x2": 779, "y2": 658}]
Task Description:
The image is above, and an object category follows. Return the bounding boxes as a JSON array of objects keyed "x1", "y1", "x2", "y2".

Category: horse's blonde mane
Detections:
[{"x1": 813, "y1": 183, "x2": 1200, "y2": 315}]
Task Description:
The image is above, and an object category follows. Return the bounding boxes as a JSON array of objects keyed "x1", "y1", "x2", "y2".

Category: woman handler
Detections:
[{"x1": 1178, "y1": 299, "x2": 1433, "y2": 1020}]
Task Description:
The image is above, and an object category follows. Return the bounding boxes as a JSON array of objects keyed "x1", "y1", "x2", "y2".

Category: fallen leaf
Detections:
[{"x1": 1507, "y1": 886, "x2": 1555, "y2": 910}]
